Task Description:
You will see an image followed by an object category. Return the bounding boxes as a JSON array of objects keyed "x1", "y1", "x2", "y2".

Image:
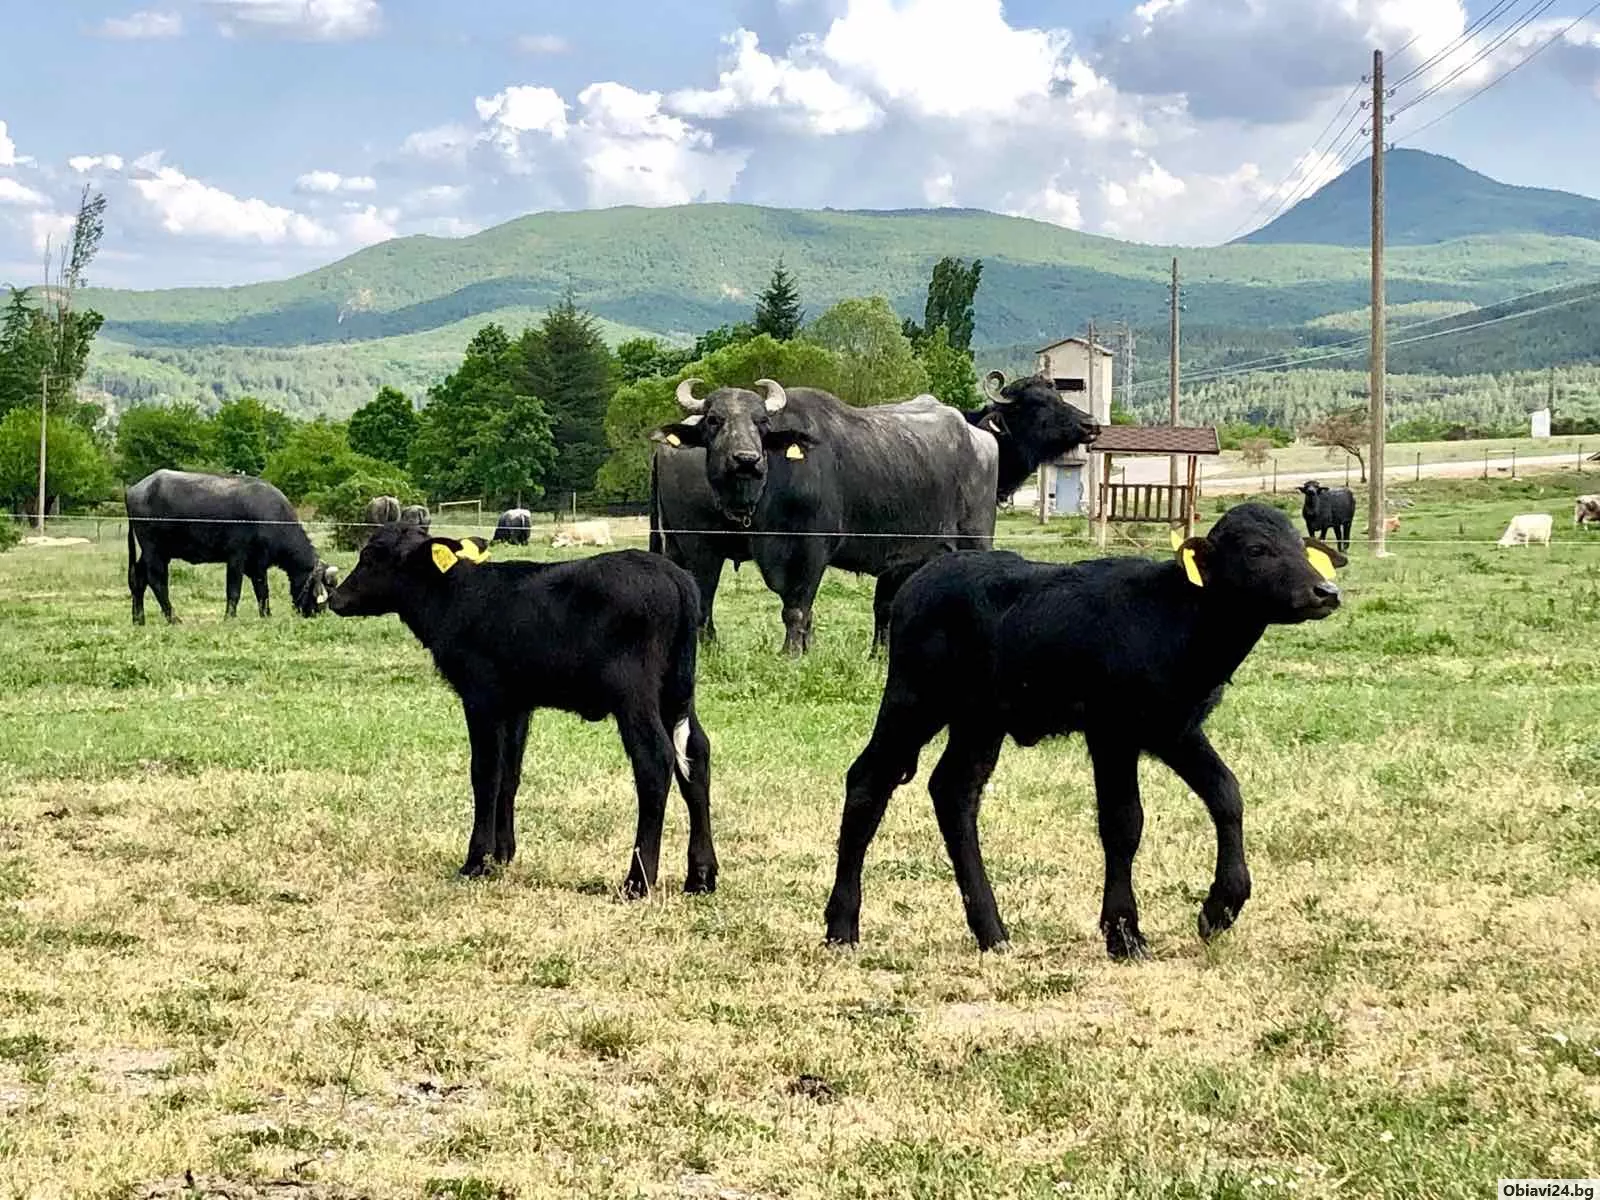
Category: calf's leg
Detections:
[
  {"x1": 1155, "y1": 730, "x2": 1251, "y2": 941},
  {"x1": 928, "y1": 723, "x2": 1008, "y2": 951},
  {"x1": 673, "y1": 710, "x2": 718, "y2": 893},
  {"x1": 824, "y1": 686, "x2": 944, "y2": 944},
  {"x1": 494, "y1": 711, "x2": 530, "y2": 865},
  {"x1": 618, "y1": 708, "x2": 674, "y2": 899},
  {"x1": 1087, "y1": 734, "x2": 1147, "y2": 960},
  {"x1": 129, "y1": 546, "x2": 148, "y2": 626},
  {"x1": 146, "y1": 555, "x2": 178, "y2": 624},
  {"x1": 461, "y1": 706, "x2": 507, "y2": 877}
]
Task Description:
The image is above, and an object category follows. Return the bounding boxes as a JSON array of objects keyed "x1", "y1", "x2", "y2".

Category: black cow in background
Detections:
[
  {"x1": 1297, "y1": 481, "x2": 1355, "y2": 553},
  {"x1": 492, "y1": 508, "x2": 533, "y2": 545},
  {"x1": 650, "y1": 374, "x2": 1099, "y2": 655},
  {"x1": 824, "y1": 502, "x2": 1347, "y2": 959},
  {"x1": 327, "y1": 524, "x2": 717, "y2": 895},
  {"x1": 400, "y1": 504, "x2": 431, "y2": 533},
  {"x1": 125, "y1": 469, "x2": 338, "y2": 625}
]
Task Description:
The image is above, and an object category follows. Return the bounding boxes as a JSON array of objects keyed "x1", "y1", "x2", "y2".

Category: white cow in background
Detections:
[
  {"x1": 552, "y1": 520, "x2": 614, "y2": 549},
  {"x1": 1497, "y1": 513, "x2": 1553, "y2": 548}
]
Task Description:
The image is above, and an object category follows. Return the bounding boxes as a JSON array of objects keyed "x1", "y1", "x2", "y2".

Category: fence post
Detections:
[
  {"x1": 1415, "y1": 452, "x2": 1421, "y2": 482},
  {"x1": 1345, "y1": 456, "x2": 1351, "y2": 487},
  {"x1": 1483, "y1": 449, "x2": 1489, "y2": 480},
  {"x1": 1581, "y1": 444, "x2": 1585, "y2": 473},
  {"x1": 1272, "y1": 460, "x2": 1278, "y2": 494},
  {"x1": 1511, "y1": 447, "x2": 1517, "y2": 478}
]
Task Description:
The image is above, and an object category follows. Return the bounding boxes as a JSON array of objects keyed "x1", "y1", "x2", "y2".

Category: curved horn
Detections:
[
  {"x1": 983, "y1": 370, "x2": 1007, "y2": 402},
  {"x1": 754, "y1": 378, "x2": 787, "y2": 414},
  {"x1": 676, "y1": 377, "x2": 706, "y2": 413}
]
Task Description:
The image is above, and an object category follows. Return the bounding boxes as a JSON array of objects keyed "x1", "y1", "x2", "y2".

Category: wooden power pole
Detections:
[
  {"x1": 1169, "y1": 257, "x2": 1181, "y2": 488},
  {"x1": 36, "y1": 371, "x2": 48, "y2": 534},
  {"x1": 1368, "y1": 49, "x2": 1388, "y2": 555}
]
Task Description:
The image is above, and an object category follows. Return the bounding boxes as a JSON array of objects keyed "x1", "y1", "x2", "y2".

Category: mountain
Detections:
[
  {"x1": 1238, "y1": 150, "x2": 1600, "y2": 246},
  {"x1": 52, "y1": 199, "x2": 1600, "y2": 417}
]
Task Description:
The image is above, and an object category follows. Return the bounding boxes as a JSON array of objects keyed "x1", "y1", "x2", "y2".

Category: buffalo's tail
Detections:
[
  {"x1": 649, "y1": 450, "x2": 663, "y2": 556},
  {"x1": 664, "y1": 566, "x2": 701, "y2": 784}
]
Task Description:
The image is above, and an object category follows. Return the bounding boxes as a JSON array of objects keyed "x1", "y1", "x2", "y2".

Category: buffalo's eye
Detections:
[{"x1": 1248, "y1": 544, "x2": 1271, "y2": 558}]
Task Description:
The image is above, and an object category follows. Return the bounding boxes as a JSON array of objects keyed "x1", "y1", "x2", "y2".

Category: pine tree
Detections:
[
  {"x1": 516, "y1": 291, "x2": 615, "y2": 497},
  {"x1": 752, "y1": 259, "x2": 804, "y2": 342}
]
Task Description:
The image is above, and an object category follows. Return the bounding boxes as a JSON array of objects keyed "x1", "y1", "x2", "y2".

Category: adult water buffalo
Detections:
[
  {"x1": 366, "y1": 495, "x2": 402, "y2": 527},
  {"x1": 492, "y1": 508, "x2": 532, "y2": 545},
  {"x1": 650, "y1": 374, "x2": 1100, "y2": 654},
  {"x1": 399, "y1": 504, "x2": 431, "y2": 533},
  {"x1": 126, "y1": 469, "x2": 338, "y2": 625}
]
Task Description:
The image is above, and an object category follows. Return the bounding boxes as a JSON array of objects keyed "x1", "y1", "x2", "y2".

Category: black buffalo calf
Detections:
[
  {"x1": 328, "y1": 523, "x2": 717, "y2": 895},
  {"x1": 1297, "y1": 480, "x2": 1356, "y2": 554},
  {"x1": 824, "y1": 502, "x2": 1346, "y2": 959}
]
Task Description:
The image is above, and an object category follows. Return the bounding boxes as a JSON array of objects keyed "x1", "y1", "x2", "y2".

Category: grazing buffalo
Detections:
[
  {"x1": 327, "y1": 524, "x2": 717, "y2": 894},
  {"x1": 367, "y1": 495, "x2": 402, "y2": 527},
  {"x1": 399, "y1": 504, "x2": 431, "y2": 533},
  {"x1": 1297, "y1": 481, "x2": 1356, "y2": 553},
  {"x1": 492, "y1": 508, "x2": 533, "y2": 545},
  {"x1": 1497, "y1": 513, "x2": 1553, "y2": 547},
  {"x1": 823, "y1": 502, "x2": 1347, "y2": 959},
  {"x1": 126, "y1": 469, "x2": 338, "y2": 625},
  {"x1": 1574, "y1": 494, "x2": 1600, "y2": 527},
  {"x1": 552, "y1": 520, "x2": 614, "y2": 549},
  {"x1": 650, "y1": 374, "x2": 1099, "y2": 654}
]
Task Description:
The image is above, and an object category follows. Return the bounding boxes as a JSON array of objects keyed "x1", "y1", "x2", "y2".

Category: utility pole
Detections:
[
  {"x1": 1368, "y1": 48, "x2": 1388, "y2": 556},
  {"x1": 1169, "y1": 257, "x2": 1181, "y2": 488},
  {"x1": 36, "y1": 371, "x2": 49, "y2": 534}
]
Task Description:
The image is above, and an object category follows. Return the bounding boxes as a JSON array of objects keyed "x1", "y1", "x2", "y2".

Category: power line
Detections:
[
  {"x1": 1389, "y1": 0, "x2": 1563, "y2": 120},
  {"x1": 1388, "y1": 0, "x2": 1526, "y2": 89},
  {"x1": 1133, "y1": 278, "x2": 1600, "y2": 393},
  {"x1": 1224, "y1": 81, "x2": 1366, "y2": 242},
  {"x1": 1394, "y1": 0, "x2": 1600, "y2": 141}
]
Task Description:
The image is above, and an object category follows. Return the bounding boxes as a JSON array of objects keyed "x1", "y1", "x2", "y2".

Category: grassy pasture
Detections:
[{"x1": 1, "y1": 475, "x2": 1598, "y2": 1199}]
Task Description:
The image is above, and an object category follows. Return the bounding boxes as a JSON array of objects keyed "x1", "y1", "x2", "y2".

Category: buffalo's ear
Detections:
[
  {"x1": 1303, "y1": 537, "x2": 1346, "y2": 576},
  {"x1": 652, "y1": 414, "x2": 705, "y2": 449},
  {"x1": 411, "y1": 535, "x2": 477, "y2": 576},
  {"x1": 1175, "y1": 536, "x2": 1210, "y2": 588},
  {"x1": 763, "y1": 428, "x2": 819, "y2": 461}
]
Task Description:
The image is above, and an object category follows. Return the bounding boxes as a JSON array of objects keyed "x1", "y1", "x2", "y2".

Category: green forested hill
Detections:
[{"x1": 33, "y1": 200, "x2": 1600, "y2": 418}]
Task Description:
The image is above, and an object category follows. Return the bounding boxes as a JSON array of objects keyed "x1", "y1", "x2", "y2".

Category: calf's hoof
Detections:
[
  {"x1": 1198, "y1": 898, "x2": 1243, "y2": 942},
  {"x1": 823, "y1": 916, "x2": 860, "y2": 947},
  {"x1": 620, "y1": 875, "x2": 653, "y2": 901},
  {"x1": 458, "y1": 858, "x2": 492, "y2": 879},
  {"x1": 1102, "y1": 918, "x2": 1150, "y2": 961}
]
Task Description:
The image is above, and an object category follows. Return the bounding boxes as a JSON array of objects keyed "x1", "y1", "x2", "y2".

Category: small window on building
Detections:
[{"x1": 1053, "y1": 377, "x2": 1086, "y2": 393}]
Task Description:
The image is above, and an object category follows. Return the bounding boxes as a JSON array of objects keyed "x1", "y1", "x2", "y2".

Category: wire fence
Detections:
[{"x1": 11, "y1": 511, "x2": 1600, "y2": 551}]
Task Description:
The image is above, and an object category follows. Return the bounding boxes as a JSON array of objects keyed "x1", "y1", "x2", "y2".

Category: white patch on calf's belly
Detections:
[{"x1": 673, "y1": 718, "x2": 692, "y2": 779}]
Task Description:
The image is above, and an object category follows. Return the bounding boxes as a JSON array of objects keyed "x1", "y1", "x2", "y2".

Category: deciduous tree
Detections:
[
  {"x1": 807, "y1": 296, "x2": 927, "y2": 407},
  {"x1": 347, "y1": 386, "x2": 418, "y2": 468}
]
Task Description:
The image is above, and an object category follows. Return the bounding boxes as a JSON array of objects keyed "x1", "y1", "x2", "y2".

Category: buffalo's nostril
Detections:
[{"x1": 1314, "y1": 581, "x2": 1341, "y2": 601}]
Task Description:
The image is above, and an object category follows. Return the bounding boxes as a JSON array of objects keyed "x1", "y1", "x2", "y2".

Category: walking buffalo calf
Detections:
[
  {"x1": 1297, "y1": 481, "x2": 1356, "y2": 553},
  {"x1": 824, "y1": 502, "x2": 1346, "y2": 959},
  {"x1": 327, "y1": 523, "x2": 718, "y2": 895},
  {"x1": 492, "y1": 508, "x2": 532, "y2": 545},
  {"x1": 126, "y1": 469, "x2": 337, "y2": 625},
  {"x1": 651, "y1": 374, "x2": 1098, "y2": 655}
]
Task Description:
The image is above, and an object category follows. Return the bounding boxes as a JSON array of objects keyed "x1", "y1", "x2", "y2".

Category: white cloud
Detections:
[
  {"x1": 516, "y1": 33, "x2": 570, "y2": 55},
  {"x1": 131, "y1": 161, "x2": 337, "y2": 246},
  {"x1": 337, "y1": 204, "x2": 399, "y2": 245},
  {"x1": 203, "y1": 0, "x2": 380, "y2": 41},
  {"x1": 476, "y1": 86, "x2": 570, "y2": 142},
  {"x1": 669, "y1": 29, "x2": 881, "y2": 134},
  {"x1": 96, "y1": 10, "x2": 184, "y2": 39},
  {"x1": 1006, "y1": 177, "x2": 1084, "y2": 229},
  {"x1": 0, "y1": 121, "x2": 16, "y2": 169},
  {"x1": 400, "y1": 124, "x2": 476, "y2": 162},
  {"x1": 68, "y1": 154, "x2": 126, "y2": 174},
  {"x1": 28, "y1": 212, "x2": 74, "y2": 255},
  {"x1": 295, "y1": 170, "x2": 377, "y2": 194},
  {"x1": 404, "y1": 184, "x2": 470, "y2": 210},
  {"x1": 0, "y1": 178, "x2": 49, "y2": 208}
]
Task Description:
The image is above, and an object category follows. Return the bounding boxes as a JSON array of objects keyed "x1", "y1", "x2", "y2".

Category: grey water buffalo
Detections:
[
  {"x1": 1574, "y1": 494, "x2": 1600, "y2": 527},
  {"x1": 327, "y1": 524, "x2": 717, "y2": 894},
  {"x1": 649, "y1": 374, "x2": 1099, "y2": 654},
  {"x1": 399, "y1": 504, "x2": 431, "y2": 533},
  {"x1": 824, "y1": 502, "x2": 1347, "y2": 959},
  {"x1": 492, "y1": 508, "x2": 533, "y2": 545},
  {"x1": 1297, "y1": 480, "x2": 1355, "y2": 553},
  {"x1": 125, "y1": 469, "x2": 338, "y2": 625}
]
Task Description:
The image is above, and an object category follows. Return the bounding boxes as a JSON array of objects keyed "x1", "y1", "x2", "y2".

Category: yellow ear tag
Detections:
[
  {"x1": 666, "y1": 434, "x2": 681, "y2": 447},
  {"x1": 1305, "y1": 546, "x2": 1336, "y2": 581},
  {"x1": 1180, "y1": 547, "x2": 1204, "y2": 588},
  {"x1": 456, "y1": 541, "x2": 489, "y2": 564},
  {"x1": 431, "y1": 544, "x2": 459, "y2": 574},
  {"x1": 785, "y1": 443, "x2": 805, "y2": 461},
  {"x1": 1169, "y1": 529, "x2": 1183, "y2": 551}
]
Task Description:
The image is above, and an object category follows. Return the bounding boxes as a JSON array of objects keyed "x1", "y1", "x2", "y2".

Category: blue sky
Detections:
[{"x1": 1, "y1": 0, "x2": 1597, "y2": 289}]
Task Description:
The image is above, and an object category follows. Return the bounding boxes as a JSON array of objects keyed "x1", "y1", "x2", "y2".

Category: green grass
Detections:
[{"x1": 1, "y1": 475, "x2": 1598, "y2": 1197}]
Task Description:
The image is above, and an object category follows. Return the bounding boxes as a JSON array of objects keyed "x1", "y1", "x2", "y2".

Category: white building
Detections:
[
  {"x1": 1033, "y1": 336, "x2": 1115, "y2": 516},
  {"x1": 1530, "y1": 406, "x2": 1552, "y2": 439}
]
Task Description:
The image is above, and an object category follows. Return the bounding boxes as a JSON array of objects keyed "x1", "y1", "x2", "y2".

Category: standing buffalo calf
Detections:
[
  {"x1": 126, "y1": 469, "x2": 337, "y2": 625},
  {"x1": 327, "y1": 523, "x2": 718, "y2": 894},
  {"x1": 824, "y1": 502, "x2": 1346, "y2": 959},
  {"x1": 1297, "y1": 480, "x2": 1356, "y2": 553}
]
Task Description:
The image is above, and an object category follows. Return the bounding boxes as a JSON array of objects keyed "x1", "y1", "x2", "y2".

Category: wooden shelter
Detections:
[{"x1": 1091, "y1": 425, "x2": 1221, "y2": 544}]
